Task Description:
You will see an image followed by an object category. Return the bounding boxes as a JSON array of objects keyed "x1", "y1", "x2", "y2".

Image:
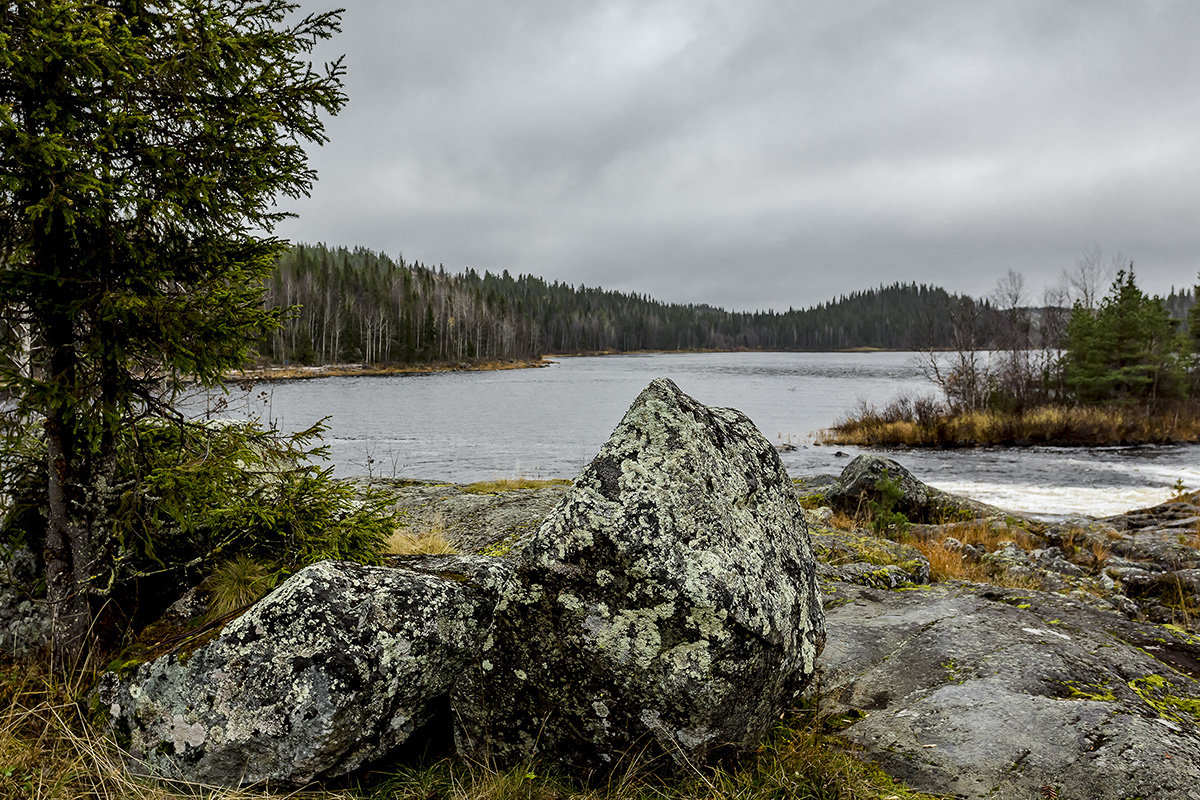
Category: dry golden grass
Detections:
[
  {"x1": 912, "y1": 540, "x2": 993, "y2": 583},
  {"x1": 386, "y1": 512, "x2": 461, "y2": 555},
  {"x1": 904, "y1": 518, "x2": 1049, "y2": 588},
  {"x1": 386, "y1": 530, "x2": 460, "y2": 556},
  {"x1": 461, "y1": 478, "x2": 571, "y2": 494},
  {"x1": 910, "y1": 539, "x2": 1043, "y2": 590},
  {"x1": 1056, "y1": 526, "x2": 1116, "y2": 569},
  {"x1": 825, "y1": 401, "x2": 1200, "y2": 448},
  {"x1": 826, "y1": 510, "x2": 860, "y2": 531},
  {"x1": 919, "y1": 519, "x2": 1042, "y2": 553}
]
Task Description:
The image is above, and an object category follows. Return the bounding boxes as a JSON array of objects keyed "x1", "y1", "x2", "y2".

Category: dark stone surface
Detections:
[{"x1": 824, "y1": 454, "x2": 1002, "y2": 522}]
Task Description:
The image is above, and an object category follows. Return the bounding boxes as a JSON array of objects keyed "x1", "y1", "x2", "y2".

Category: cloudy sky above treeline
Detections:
[{"x1": 282, "y1": 1, "x2": 1200, "y2": 311}]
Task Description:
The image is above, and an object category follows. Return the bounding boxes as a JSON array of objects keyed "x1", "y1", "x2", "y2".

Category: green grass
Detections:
[{"x1": 205, "y1": 556, "x2": 279, "y2": 618}]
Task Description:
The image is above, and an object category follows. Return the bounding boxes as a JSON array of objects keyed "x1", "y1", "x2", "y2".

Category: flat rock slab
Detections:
[{"x1": 819, "y1": 580, "x2": 1200, "y2": 800}]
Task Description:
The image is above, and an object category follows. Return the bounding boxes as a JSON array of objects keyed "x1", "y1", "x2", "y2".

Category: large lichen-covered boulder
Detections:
[
  {"x1": 454, "y1": 377, "x2": 825, "y2": 771},
  {"x1": 103, "y1": 556, "x2": 512, "y2": 787}
]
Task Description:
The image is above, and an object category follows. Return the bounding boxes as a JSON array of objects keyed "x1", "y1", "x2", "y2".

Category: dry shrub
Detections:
[
  {"x1": 827, "y1": 510, "x2": 860, "y2": 531},
  {"x1": 1056, "y1": 526, "x2": 1116, "y2": 571},
  {"x1": 912, "y1": 539, "x2": 991, "y2": 583},
  {"x1": 1178, "y1": 526, "x2": 1200, "y2": 550},
  {"x1": 910, "y1": 519, "x2": 1047, "y2": 589},
  {"x1": 947, "y1": 520, "x2": 1042, "y2": 553},
  {"x1": 1087, "y1": 539, "x2": 1112, "y2": 567},
  {"x1": 387, "y1": 511, "x2": 460, "y2": 555},
  {"x1": 911, "y1": 538, "x2": 1043, "y2": 589}
]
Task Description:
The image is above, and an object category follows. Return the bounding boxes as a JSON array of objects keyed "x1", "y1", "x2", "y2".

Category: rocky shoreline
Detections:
[{"x1": 372, "y1": 456, "x2": 1200, "y2": 799}]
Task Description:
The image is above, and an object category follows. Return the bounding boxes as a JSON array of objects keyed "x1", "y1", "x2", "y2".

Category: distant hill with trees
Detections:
[{"x1": 262, "y1": 243, "x2": 1013, "y2": 365}]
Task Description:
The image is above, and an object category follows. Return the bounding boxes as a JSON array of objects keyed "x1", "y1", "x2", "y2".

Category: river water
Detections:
[{"x1": 210, "y1": 351, "x2": 1200, "y2": 519}]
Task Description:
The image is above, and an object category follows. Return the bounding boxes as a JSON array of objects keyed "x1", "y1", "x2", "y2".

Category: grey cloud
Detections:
[{"x1": 280, "y1": 0, "x2": 1200, "y2": 310}]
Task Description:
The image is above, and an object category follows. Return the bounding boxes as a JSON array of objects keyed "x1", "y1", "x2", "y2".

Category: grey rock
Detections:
[
  {"x1": 825, "y1": 454, "x2": 1002, "y2": 523},
  {"x1": 819, "y1": 580, "x2": 1200, "y2": 800},
  {"x1": 386, "y1": 483, "x2": 570, "y2": 554},
  {"x1": 1029, "y1": 546, "x2": 1083, "y2": 576},
  {"x1": 0, "y1": 546, "x2": 49, "y2": 659},
  {"x1": 942, "y1": 536, "x2": 984, "y2": 562},
  {"x1": 104, "y1": 556, "x2": 513, "y2": 787},
  {"x1": 1123, "y1": 568, "x2": 1200, "y2": 602},
  {"x1": 0, "y1": 596, "x2": 49, "y2": 659},
  {"x1": 454, "y1": 378, "x2": 825, "y2": 771},
  {"x1": 802, "y1": 505, "x2": 834, "y2": 527},
  {"x1": 793, "y1": 473, "x2": 840, "y2": 497},
  {"x1": 1105, "y1": 498, "x2": 1200, "y2": 532},
  {"x1": 1110, "y1": 528, "x2": 1200, "y2": 570},
  {"x1": 807, "y1": 525, "x2": 930, "y2": 586},
  {"x1": 982, "y1": 540, "x2": 1030, "y2": 569},
  {"x1": 817, "y1": 562, "x2": 917, "y2": 589}
]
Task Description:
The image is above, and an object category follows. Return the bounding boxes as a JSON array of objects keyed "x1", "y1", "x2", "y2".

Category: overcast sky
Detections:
[{"x1": 279, "y1": 1, "x2": 1200, "y2": 311}]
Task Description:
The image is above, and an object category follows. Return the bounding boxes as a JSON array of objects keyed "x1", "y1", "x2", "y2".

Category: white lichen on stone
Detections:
[{"x1": 168, "y1": 715, "x2": 207, "y2": 753}]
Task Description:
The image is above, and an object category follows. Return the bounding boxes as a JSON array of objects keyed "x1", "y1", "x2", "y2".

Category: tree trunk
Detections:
[{"x1": 43, "y1": 408, "x2": 93, "y2": 661}]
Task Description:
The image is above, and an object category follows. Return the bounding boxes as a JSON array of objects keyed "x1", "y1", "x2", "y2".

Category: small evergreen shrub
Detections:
[
  {"x1": 2, "y1": 418, "x2": 398, "y2": 624},
  {"x1": 868, "y1": 470, "x2": 909, "y2": 537}
]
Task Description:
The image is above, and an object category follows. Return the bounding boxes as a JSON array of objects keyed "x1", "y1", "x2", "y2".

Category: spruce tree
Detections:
[
  {"x1": 1064, "y1": 269, "x2": 1185, "y2": 404},
  {"x1": 1187, "y1": 275, "x2": 1200, "y2": 390},
  {"x1": 0, "y1": 0, "x2": 346, "y2": 656}
]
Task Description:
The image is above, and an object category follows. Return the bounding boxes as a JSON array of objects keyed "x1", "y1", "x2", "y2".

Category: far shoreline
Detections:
[
  {"x1": 228, "y1": 356, "x2": 551, "y2": 383},
  {"x1": 227, "y1": 347, "x2": 906, "y2": 383}
]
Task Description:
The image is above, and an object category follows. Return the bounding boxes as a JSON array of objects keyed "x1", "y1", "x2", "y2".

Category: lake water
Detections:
[{"x1": 210, "y1": 352, "x2": 1200, "y2": 519}]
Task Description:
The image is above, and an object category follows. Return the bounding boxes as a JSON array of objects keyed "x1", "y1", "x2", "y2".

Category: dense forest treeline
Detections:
[{"x1": 265, "y1": 244, "x2": 1183, "y2": 365}]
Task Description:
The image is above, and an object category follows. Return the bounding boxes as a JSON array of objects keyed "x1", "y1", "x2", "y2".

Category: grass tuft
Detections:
[
  {"x1": 387, "y1": 531, "x2": 461, "y2": 557},
  {"x1": 205, "y1": 556, "x2": 278, "y2": 618}
]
